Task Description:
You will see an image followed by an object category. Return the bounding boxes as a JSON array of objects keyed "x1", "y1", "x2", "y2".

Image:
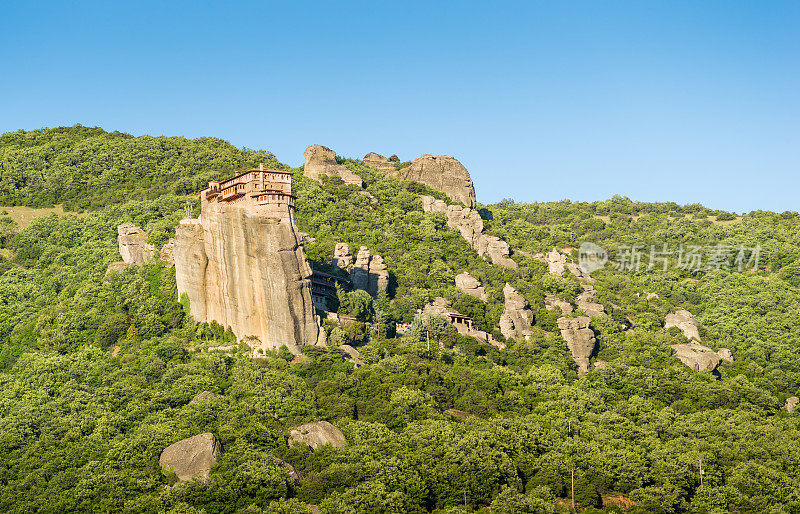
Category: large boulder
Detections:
[
  {"x1": 303, "y1": 145, "x2": 363, "y2": 187},
  {"x1": 717, "y1": 348, "x2": 734, "y2": 364},
  {"x1": 557, "y1": 316, "x2": 596, "y2": 374},
  {"x1": 117, "y1": 223, "x2": 155, "y2": 265},
  {"x1": 455, "y1": 272, "x2": 487, "y2": 302},
  {"x1": 542, "y1": 249, "x2": 567, "y2": 276},
  {"x1": 288, "y1": 421, "x2": 347, "y2": 450},
  {"x1": 665, "y1": 310, "x2": 701, "y2": 341},
  {"x1": 363, "y1": 152, "x2": 395, "y2": 174},
  {"x1": 576, "y1": 283, "x2": 605, "y2": 317},
  {"x1": 785, "y1": 396, "x2": 799, "y2": 413},
  {"x1": 395, "y1": 154, "x2": 476, "y2": 208},
  {"x1": 671, "y1": 342, "x2": 721, "y2": 372},
  {"x1": 499, "y1": 284, "x2": 534, "y2": 340},
  {"x1": 159, "y1": 433, "x2": 222, "y2": 483}
]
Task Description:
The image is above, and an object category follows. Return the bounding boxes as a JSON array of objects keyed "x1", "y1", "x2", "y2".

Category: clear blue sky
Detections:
[{"x1": 2, "y1": 1, "x2": 798, "y2": 213}]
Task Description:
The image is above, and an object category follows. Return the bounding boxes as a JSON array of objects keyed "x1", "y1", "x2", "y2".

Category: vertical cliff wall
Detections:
[{"x1": 174, "y1": 199, "x2": 321, "y2": 354}]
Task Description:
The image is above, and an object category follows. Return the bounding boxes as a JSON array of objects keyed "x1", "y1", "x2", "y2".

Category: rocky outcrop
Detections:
[
  {"x1": 671, "y1": 342, "x2": 721, "y2": 371},
  {"x1": 288, "y1": 421, "x2": 347, "y2": 450},
  {"x1": 190, "y1": 391, "x2": 219, "y2": 404},
  {"x1": 395, "y1": 154, "x2": 476, "y2": 208},
  {"x1": 174, "y1": 199, "x2": 322, "y2": 354},
  {"x1": 160, "y1": 238, "x2": 175, "y2": 266},
  {"x1": 566, "y1": 262, "x2": 594, "y2": 283},
  {"x1": 332, "y1": 243, "x2": 353, "y2": 270},
  {"x1": 118, "y1": 223, "x2": 155, "y2": 265},
  {"x1": 500, "y1": 284, "x2": 534, "y2": 340},
  {"x1": 541, "y1": 249, "x2": 567, "y2": 276},
  {"x1": 420, "y1": 195, "x2": 517, "y2": 268},
  {"x1": 421, "y1": 297, "x2": 501, "y2": 348},
  {"x1": 455, "y1": 272, "x2": 487, "y2": 302},
  {"x1": 717, "y1": 348, "x2": 733, "y2": 364},
  {"x1": 545, "y1": 295, "x2": 573, "y2": 315},
  {"x1": 349, "y1": 246, "x2": 388, "y2": 296},
  {"x1": 576, "y1": 283, "x2": 605, "y2": 317},
  {"x1": 785, "y1": 396, "x2": 799, "y2": 413},
  {"x1": 363, "y1": 152, "x2": 395, "y2": 174},
  {"x1": 303, "y1": 145, "x2": 363, "y2": 187},
  {"x1": 339, "y1": 344, "x2": 364, "y2": 367},
  {"x1": 665, "y1": 310, "x2": 701, "y2": 341},
  {"x1": 557, "y1": 316, "x2": 596, "y2": 374},
  {"x1": 272, "y1": 457, "x2": 303, "y2": 483},
  {"x1": 159, "y1": 433, "x2": 222, "y2": 483}
]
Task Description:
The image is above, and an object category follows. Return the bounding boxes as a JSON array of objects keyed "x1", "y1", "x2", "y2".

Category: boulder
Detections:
[
  {"x1": 543, "y1": 249, "x2": 567, "y2": 276},
  {"x1": 566, "y1": 262, "x2": 594, "y2": 283},
  {"x1": 190, "y1": 391, "x2": 219, "y2": 404},
  {"x1": 394, "y1": 154, "x2": 476, "y2": 208},
  {"x1": 717, "y1": 348, "x2": 733, "y2": 364},
  {"x1": 303, "y1": 145, "x2": 363, "y2": 187},
  {"x1": 557, "y1": 316, "x2": 596, "y2": 374},
  {"x1": 455, "y1": 272, "x2": 487, "y2": 302},
  {"x1": 339, "y1": 344, "x2": 365, "y2": 367},
  {"x1": 665, "y1": 310, "x2": 701, "y2": 341},
  {"x1": 671, "y1": 341, "x2": 721, "y2": 372},
  {"x1": 117, "y1": 223, "x2": 155, "y2": 265},
  {"x1": 288, "y1": 421, "x2": 347, "y2": 450},
  {"x1": 545, "y1": 294, "x2": 573, "y2": 315},
  {"x1": 499, "y1": 284, "x2": 534, "y2": 340},
  {"x1": 785, "y1": 396, "x2": 799, "y2": 413},
  {"x1": 576, "y1": 283, "x2": 605, "y2": 317},
  {"x1": 476, "y1": 235, "x2": 517, "y2": 268},
  {"x1": 363, "y1": 152, "x2": 395, "y2": 174},
  {"x1": 159, "y1": 433, "x2": 222, "y2": 483}
]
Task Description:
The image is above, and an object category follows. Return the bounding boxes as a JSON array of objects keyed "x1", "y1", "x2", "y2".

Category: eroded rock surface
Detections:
[
  {"x1": 577, "y1": 283, "x2": 605, "y2": 317},
  {"x1": 363, "y1": 152, "x2": 395, "y2": 174},
  {"x1": 339, "y1": 344, "x2": 365, "y2": 367},
  {"x1": 665, "y1": 310, "x2": 701, "y2": 341},
  {"x1": 272, "y1": 457, "x2": 303, "y2": 483},
  {"x1": 786, "y1": 396, "x2": 799, "y2": 413},
  {"x1": 160, "y1": 238, "x2": 175, "y2": 266},
  {"x1": 118, "y1": 223, "x2": 155, "y2": 265},
  {"x1": 395, "y1": 154, "x2": 476, "y2": 208},
  {"x1": 542, "y1": 249, "x2": 567, "y2": 276},
  {"x1": 348, "y1": 246, "x2": 388, "y2": 296},
  {"x1": 159, "y1": 433, "x2": 222, "y2": 483},
  {"x1": 303, "y1": 144, "x2": 363, "y2": 187},
  {"x1": 174, "y1": 199, "x2": 321, "y2": 354},
  {"x1": 671, "y1": 342, "x2": 721, "y2": 372},
  {"x1": 455, "y1": 272, "x2": 487, "y2": 302},
  {"x1": 500, "y1": 284, "x2": 534, "y2": 340},
  {"x1": 288, "y1": 421, "x2": 347, "y2": 450},
  {"x1": 557, "y1": 316, "x2": 596, "y2": 374},
  {"x1": 717, "y1": 348, "x2": 733, "y2": 364},
  {"x1": 545, "y1": 295, "x2": 573, "y2": 315},
  {"x1": 332, "y1": 243, "x2": 353, "y2": 270}
]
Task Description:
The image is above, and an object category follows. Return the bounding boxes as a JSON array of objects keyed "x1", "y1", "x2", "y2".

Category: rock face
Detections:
[
  {"x1": 665, "y1": 310, "x2": 701, "y2": 341},
  {"x1": 349, "y1": 246, "x2": 388, "y2": 296},
  {"x1": 118, "y1": 223, "x2": 155, "y2": 265},
  {"x1": 339, "y1": 344, "x2": 365, "y2": 367},
  {"x1": 272, "y1": 457, "x2": 303, "y2": 483},
  {"x1": 545, "y1": 295, "x2": 573, "y2": 315},
  {"x1": 288, "y1": 421, "x2": 347, "y2": 450},
  {"x1": 420, "y1": 195, "x2": 517, "y2": 268},
  {"x1": 717, "y1": 348, "x2": 733, "y2": 364},
  {"x1": 542, "y1": 249, "x2": 567, "y2": 276},
  {"x1": 395, "y1": 154, "x2": 476, "y2": 208},
  {"x1": 363, "y1": 152, "x2": 395, "y2": 174},
  {"x1": 332, "y1": 243, "x2": 353, "y2": 270},
  {"x1": 500, "y1": 284, "x2": 534, "y2": 340},
  {"x1": 671, "y1": 342, "x2": 721, "y2": 371},
  {"x1": 576, "y1": 283, "x2": 605, "y2": 317},
  {"x1": 174, "y1": 199, "x2": 321, "y2": 354},
  {"x1": 557, "y1": 316, "x2": 596, "y2": 374},
  {"x1": 566, "y1": 262, "x2": 594, "y2": 282},
  {"x1": 160, "y1": 238, "x2": 176, "y2": 266},
  {"x1": 159, "y1": 433, "x2": 222, "y2": 483},
  {"x1": 303, "y1": 145, "x2": 363, "y2": 187},
  {"x1": 786, "y1": 396, "x2": 799, "y2": 413},
  {"x1": 455, "y1": 272, "x2": 487, "y2": 302}
]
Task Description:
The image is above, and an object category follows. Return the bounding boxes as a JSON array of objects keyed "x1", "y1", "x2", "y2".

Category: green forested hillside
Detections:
[{"x1": 0, "y1": 126, "x2": 799, "y2": 513}]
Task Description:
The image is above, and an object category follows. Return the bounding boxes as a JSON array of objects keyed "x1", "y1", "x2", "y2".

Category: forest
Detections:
[{"x1": 0, "y1": 126, "x2": 799, "y2": 513}]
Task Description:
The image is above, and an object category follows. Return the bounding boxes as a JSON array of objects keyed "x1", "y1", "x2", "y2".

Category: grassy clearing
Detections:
[{"x1": 0, "y1": 204, "x2": 85, "y2": 229}]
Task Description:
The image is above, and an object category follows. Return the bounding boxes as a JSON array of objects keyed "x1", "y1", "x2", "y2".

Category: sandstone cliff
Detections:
[
  {"x1": 396, "y1": 154, "x2": 476, "y2": 208},
  {"x1": 333, "y1": 243, "x2": 388, "y2": 297},
  {"x1": 117, "y1": 223, "x2": 155, "y2": 265},
  {"x1": 174, "y1": 199, "x2": 321, "y2": 354},
  {"x1": 304, "y1": 144, "x2": 363, "y2": 187},
  {"x1": 363, "y1": 152, "x2": 396, "y2": 174},
  {"x1": 557, "y1": 316, "x2": 596, "y2": 374}
]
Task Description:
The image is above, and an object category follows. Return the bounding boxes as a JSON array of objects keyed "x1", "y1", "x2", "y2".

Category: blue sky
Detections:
[{"x1": 2, "y1": 1, "x2": 798, "y2": 213}]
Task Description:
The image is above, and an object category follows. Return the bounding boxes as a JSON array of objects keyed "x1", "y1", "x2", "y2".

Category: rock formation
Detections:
[
  {"x1": 395, "y1": 154, "x2": 476, "y2": 208},
  {"x1": 332, "y1": 243, "x2": 353, "y2": 270},
  {"x1": 339, "y1": 344, "x2": 365, "y2": 367},
  {"x1": 272, "y1": 457, "x2": 303, "y2": 483},
  {"x1": 363, "y1": 152, "x2": 395, "y2": 174},
  {"x1": 421, "y1": 297, "x2": 500, "y2": 348},
  {"x1": 785, "y1": 396, "x2": 799, "y2": 413},
  {"x1": 288, "y1": 421, "x2": 347, "y2": 450},
  {"x1": 174, "y1": 170, "x2": 322, "y2": 354},
  {"x1": 557, "y1": 316, "x2": 596, "y2": 374},
  {"x1": 455, "y1": 272, "x2": 487, "y2": 302},
  {"x1": 303, "y1": 144, "x2": 363, "y2": 187},
  {"x1": 499, "y1": 284, "x2": 534, "y2": 340},
  {"x1": 420, "y1": 195, "x2": 516, "y2": 268},
  {"x1": 349, "y1": 246, "x2": 388, "y2": 296},
  {"x1": 117, "y1": 223, "x2": 155, "y2": 265},
  {"x1": 159, "y1": 433, "x2": 222, "y2": 483},
  {"x1": 545, "y1": 295, "x2": 573, "y2": 315},
  {"x1": 576, "y1": 283, "x2": 605, "y2": 317},
  {"x1": 665, "y1": 310, "x2": 701, "y2": 341},
  {"x1": 190, "y1": 391, "x2": 219, "y2": 404},
  {"x1": 541, "y1": 249, "x2": 567, "y2": 276},
  {"x1": 717, "y1": 348, "x2": 733, "y2": 364},
  {"x1": 671, "y1": 341, "x2": 721, "y2": 372},
  {"x1": 160, "y1": 238, "x2": 175, "y2": 266},
  {"x1": 566, "y1": 262, "x2": 594, "y2": 283}
]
